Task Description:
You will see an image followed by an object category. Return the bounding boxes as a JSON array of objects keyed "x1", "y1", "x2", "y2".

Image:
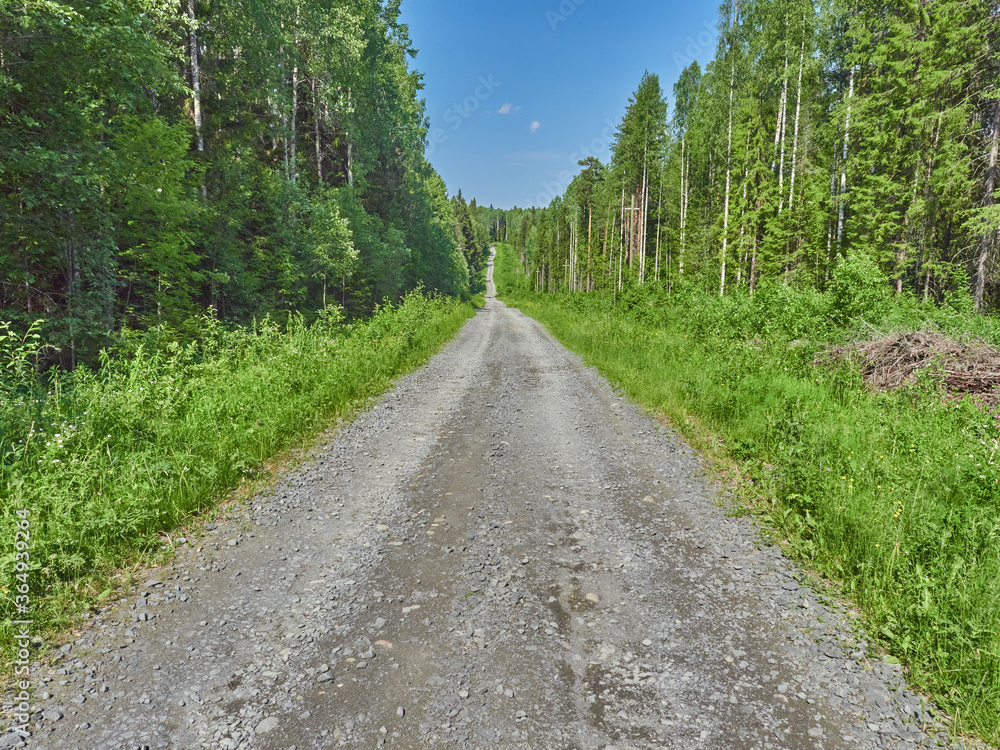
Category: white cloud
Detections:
[
  {"x1": 498, "y1": 103, "x2": 513, "y2": 115},
  {"x1": 530, "y1": 120, "x2": 542, "y2": 133}
]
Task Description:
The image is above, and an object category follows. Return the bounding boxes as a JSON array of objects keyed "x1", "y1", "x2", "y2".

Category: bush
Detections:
[{"x1": 830, "y1": 253, "x2": 892, "y2": 325}]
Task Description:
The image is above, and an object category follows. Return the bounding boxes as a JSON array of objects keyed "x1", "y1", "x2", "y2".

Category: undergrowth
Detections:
[
  {"x1": 0, "y1": 292, "x2": 473, "y2": 656},
  {"x1": 495, "y1": 244, "x2": 1000, "y2": 744}
]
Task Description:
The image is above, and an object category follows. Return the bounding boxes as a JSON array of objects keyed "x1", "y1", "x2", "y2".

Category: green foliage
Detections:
[
  {"x1": 829, "y1": 253, "x2": 891, "y2": 324},
  {"x1": 1, "y1": 0, "x2": 470, "y2": 358},
  {"x1": 0, "y1": 293, "x2": 474, "y2": 650},
  {"x1": 499, "y1": 0, "x2": 1000, "y2": 313}
]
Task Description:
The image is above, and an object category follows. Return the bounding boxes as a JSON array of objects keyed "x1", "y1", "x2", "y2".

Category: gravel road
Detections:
[{"x1": 8, "y1": 249, "x2": 978, "y2": 749}]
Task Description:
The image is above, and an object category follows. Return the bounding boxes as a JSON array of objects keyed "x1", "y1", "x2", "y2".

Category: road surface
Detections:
[{"x1": 13, "y1": 249, "x2": 968, "y2": 749}]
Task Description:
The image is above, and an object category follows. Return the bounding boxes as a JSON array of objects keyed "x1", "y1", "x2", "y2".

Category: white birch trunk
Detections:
[
  {"x1": 720, "y1": 57, "x2": 736, "y2": 296},
  {"x1": 314, "y1": 77, "x2": 323, "y2": 184},
  {"x1": 788, "y1": 24, "x2": 806, "y2": 211},
  {"x1": 188, "y1": 0, "x2": 204, "y2": 155},
  {"x1": 975, "y1": 99, "x2": 1000, "y2": 311},
  {"x1": 777, "y1": 29, "x2": 789, "y2": 215},
  {"x1": 837, "y1": 67, "x2": 855, "y2": 250},
  {"x1": 290, "y1": 6, "x2": 300, "y2": 184},
  {"x1": 679, "y1": 135, "x2": 687, "y2": 277},
  {"x1": 654, "y1": 163, "x2": 664, "y2": 282}
]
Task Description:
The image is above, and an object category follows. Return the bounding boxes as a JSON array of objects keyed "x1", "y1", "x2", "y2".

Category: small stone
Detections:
[
  {"x1": 41, "y1": 709, "x2": 63, "y2": 722},
  {"x1": 255, "y1": 716, "x2": 279, "y2": 734},
  {"x1": 585, "y1": 593, "x2": 600, "y2": 604},
  {"x1": 642, "y1": 639, "x2": 653, "y2": 647},
  {"x1": 374, "y1": 617, "x2": 387, "y2": 629},
  {"x1": 228, "y1": 539, "x2": 238, "y2": 547},
  {"x1": 397, "y1": 707, "x2": 405, "y2": 718}
]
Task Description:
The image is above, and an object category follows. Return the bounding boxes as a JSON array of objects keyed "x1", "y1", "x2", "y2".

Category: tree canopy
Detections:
[
  {"x1": 501, "y1": 0, "x2": 1000, "y2": 314},
  {"x1": 1, "y1": 0, "x2": 477, "y2": 365}
]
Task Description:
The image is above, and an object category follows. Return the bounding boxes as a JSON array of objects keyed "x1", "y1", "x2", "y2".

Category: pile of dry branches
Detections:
[{"x1": 819, "y1": 331, "x2": 1000, "y2": 404}]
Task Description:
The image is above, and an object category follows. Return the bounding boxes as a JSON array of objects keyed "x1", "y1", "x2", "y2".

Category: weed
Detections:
[{"x1": 0, "y1": 292, "x2": 474, "y2": 658}]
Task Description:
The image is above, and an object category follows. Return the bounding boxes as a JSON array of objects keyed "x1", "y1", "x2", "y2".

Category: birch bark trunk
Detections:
[
  {"x1": 720, "y1": 55, "x2": 736, "y2": 296},
  {"x1": 314, "y1": 77, "x2": 323, "y2": 184},
  {"x1": 188, "y1": 0, "x2": 204, "y2": 155},
  {"x1": 777, "y1": 29, "x2": 789, "y2": 215},
  {"x1": 837, "y1": 68, "x2": 855, "y2": 250},
  {"x1": 975, "y1": 99, "x2": 1000, "y2": 311},
  {"x1": 679, "y1": 135, "x2": 687, "y2": 277},
  {"x1": 787, "y1": 22, "x2": 806, "y2": 211}
]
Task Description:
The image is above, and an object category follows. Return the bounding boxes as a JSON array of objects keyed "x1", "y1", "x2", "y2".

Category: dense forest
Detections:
[
  {"x1": 0, "y1": 0, "x2": 489, "y2": 367},
  {"x1": 500, "y1": 0, "x2": 1000, "y2": 315}
]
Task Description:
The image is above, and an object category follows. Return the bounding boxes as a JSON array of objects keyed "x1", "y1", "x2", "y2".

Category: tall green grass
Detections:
[
  {"x1": 495, "y1": 244, "x2": 1000, "y2": 743},
  {"x1": 0, "y1": 293, "x2": 473, "y2": 652}
]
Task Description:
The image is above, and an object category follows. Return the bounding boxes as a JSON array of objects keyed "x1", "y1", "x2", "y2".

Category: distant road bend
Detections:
[{"x1": 21, "y1": 246, "x2": 970, "y2": 749}]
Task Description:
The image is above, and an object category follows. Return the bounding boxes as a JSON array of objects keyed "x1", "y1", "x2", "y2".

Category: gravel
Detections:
[{"x1": 5, "y1": 250, "x2": 988, "y2": 749}]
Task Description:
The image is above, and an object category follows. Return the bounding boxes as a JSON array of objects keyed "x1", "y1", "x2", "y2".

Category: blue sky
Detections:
[{"x1": 400, "y1": 0, "x2": 724, "y2": 209}]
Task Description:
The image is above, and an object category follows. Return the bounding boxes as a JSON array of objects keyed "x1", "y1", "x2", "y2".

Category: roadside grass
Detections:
[
  {"x1": 0, "y1": 292, "x2": 474, "y2": 658},
  {"x1": 494, "y1": 245, "x2": 1000, "y2": 744}
]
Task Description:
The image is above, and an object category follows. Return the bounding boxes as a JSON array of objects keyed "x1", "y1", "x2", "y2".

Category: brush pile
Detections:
[{"x1": 820, "y1": 331, "x2": 1000, "y2": 404}]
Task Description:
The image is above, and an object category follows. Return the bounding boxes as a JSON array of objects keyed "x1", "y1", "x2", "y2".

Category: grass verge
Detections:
[
  {"x1": 495, "y1": 245, "x2": 1000, "y2": 744},
  {"x1": 0, "y1": 292, "x2": 474, "y2": 658}
]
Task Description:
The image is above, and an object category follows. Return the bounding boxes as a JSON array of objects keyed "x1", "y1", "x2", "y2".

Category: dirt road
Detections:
[{"x1": 12, "y1": 249, "x2": 969, "y2": 749}]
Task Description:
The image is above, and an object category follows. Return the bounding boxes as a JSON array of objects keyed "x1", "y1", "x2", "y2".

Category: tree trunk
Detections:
[
  {"x1": 787, "y1": 21, "x2": 806, "y2": 211},
  {"x1": 314, "y1": 76, "x2": 323, "y2": 184},
  {"x1": 897, "y1": 164, "x2": 921, "y2": 295},
  {"x1": 291, "y1": 69, "x2": 298, "y2": 183},
  {"x1": 679, "y1": 134, "x2": 687, "y2": 277},
  {"x1": 188, "y1": 0, "x2": 204, "y2": 155},
  {"x1": 777, "y1": 28, "x2": 789, "y2": 215},
  {"x1": 290, "y1": 6, "x2": 300, "y2": 184},
  {"x1": 587, "y1": 203, "x2": 593, "y2": 291},
  {"x1": 837, "y1": 67, "x2": 855, "y2": 251},
  {"x1": 346, "y1": 89, "x2": 354, "y2": 187},
  {"x1": 737, "y1": 169, "x2": 748, "y2": 286},
  {"x1": 975, "y1": 98, "x2": 1000, "y2": 311},
  {"x1": 720, "y1": 50, "x2": 736, "y2": 296},
  {"x1": 187, "y1": 0, "x2": 207, "y2": 201},
  {"x1": 619, "y1": 185, "x2": 626, "y2": 277},
  {"x1": 654, "y1": 162, "x2": 664, "y2": 283}
]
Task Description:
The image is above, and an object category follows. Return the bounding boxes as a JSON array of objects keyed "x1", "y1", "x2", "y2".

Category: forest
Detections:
[
  {"x1": 499, "y1": 0, "x2": 1000, "y2": 314},
  {"x1": 2, "y1": 0, "x2": 1000, "y2": 741},
  {"x1": 1, "y1": 0, "x2": 491, "y2": 367}
]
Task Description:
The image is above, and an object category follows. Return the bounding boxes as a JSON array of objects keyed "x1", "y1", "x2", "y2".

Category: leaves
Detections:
[{"x1": 1, "y1": 0, "x2": 468, "y2": 358}]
